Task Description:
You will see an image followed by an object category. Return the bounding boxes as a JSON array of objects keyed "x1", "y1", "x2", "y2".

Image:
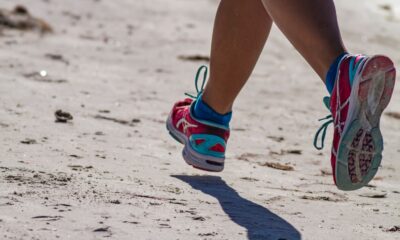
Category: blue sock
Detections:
[
  {"x1": 325, "y1": 52, "x2": 348, "y2": 94},
  {"x1": 192, "y1": 95, "x2": 232, "y2": 127}
]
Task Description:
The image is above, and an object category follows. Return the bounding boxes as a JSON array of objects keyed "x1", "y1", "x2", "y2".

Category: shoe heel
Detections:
[
  {"x1": 358, "y1": 56, "x2": 396, "y2": 127},
  {"x1": 182, "y1": 144, "x2": 224, "y2": 172}
]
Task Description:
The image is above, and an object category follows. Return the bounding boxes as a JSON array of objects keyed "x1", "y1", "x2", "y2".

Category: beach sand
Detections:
[{"x1": 0, "y1": 0, "x2": 399, "y2": 239}]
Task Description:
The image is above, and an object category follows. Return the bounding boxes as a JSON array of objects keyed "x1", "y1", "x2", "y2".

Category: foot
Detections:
[
  {"x1": 315, "y1": 54, "x2": 396, "y2": 190},
  {"x1": 166, "y1": 67, "x2": 230, "y2": 172}
]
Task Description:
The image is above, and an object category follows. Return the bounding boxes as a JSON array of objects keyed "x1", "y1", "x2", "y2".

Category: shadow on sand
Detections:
[{"x1": 172, "y1": 175, "x2": 301, "y2": 240}]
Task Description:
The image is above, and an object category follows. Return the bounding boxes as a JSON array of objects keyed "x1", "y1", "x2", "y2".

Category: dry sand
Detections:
[{"x1": 0, "y1": 0, "x2": 399, "y2": 239}]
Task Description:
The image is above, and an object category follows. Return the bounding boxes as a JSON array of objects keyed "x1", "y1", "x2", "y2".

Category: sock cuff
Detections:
[
  {"x1": 193, "y1": 95, "x2": 232, "y2": 127},
  {"x1": 325, "y1": 52, "x2": 348, "y2": 94}
]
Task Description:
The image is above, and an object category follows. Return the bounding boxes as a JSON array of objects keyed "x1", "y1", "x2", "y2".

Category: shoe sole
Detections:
[
  {"x1": 166, "y1": 115, "x2": 225, "y2": 172},
  {"x1": 336, "y1": 55, "x2": 396, "y2": 191}
]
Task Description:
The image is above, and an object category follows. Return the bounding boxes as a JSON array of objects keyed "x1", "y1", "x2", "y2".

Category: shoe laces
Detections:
[
  {"x1": 185, "y1": 65, "x2": 208, "y2": 99},
  {"x1": 313, "y1": 96, "x2": 333, "y2": 150}
]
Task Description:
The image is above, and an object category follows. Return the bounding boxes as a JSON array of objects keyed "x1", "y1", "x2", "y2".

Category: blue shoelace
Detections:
[
  {"x1": 185, "y1": 65, "x2": 208, "y2": 99},
  {"x1": 313, "y1": 96, "x2": 334, "y2": 150}
]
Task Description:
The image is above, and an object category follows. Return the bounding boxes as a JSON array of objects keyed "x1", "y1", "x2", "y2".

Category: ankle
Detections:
[
  {"x1": 321, "y1": 48, "x2": 347, "y2": 78},
  {"x1": 201, "y1": 91, "x2": 232, "y2": 115},
  {"x1": 193, "y1": 95, "x2": 232, "y2": 127}
]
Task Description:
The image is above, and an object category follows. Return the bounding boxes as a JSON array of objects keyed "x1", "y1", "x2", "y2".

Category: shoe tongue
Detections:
[{"x1": 323, "y1": 96, "x2": 331, "y2": 111}]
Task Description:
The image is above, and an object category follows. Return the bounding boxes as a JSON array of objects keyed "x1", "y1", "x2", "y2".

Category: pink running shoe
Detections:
[
  {"x1": 166, "y1": 66, "x2": 229, "y2": 172},
  {"x1": 315, "y1": 54, "x2": 396, "y2": 190}
]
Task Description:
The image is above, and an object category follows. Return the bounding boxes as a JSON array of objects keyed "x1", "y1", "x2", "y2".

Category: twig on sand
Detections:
[
  {"x1": 386, "y1": 112, "x2": 400, "y2": 120},
  {"x1": 93, "y1": 115, "x2": 140, "y2": 127},
  {"x1": 260, "y1": 162, "x2": 294, "y2": 171}
]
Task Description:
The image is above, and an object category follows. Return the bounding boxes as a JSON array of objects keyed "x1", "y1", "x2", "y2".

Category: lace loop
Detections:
[
  {"x1": 313, "y1": 115, "x2": 333, "y2": 150},
  {"x1": 313, "y1": 97, "x2": 333, "y2": 150},
  {"x1": 185, "y1": 65, "x2": 208, "y2": 99}
]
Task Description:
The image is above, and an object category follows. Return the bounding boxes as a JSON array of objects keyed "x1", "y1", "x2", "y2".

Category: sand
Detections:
[{"x1": 0, "y1": 0, "x2": 399, "y2": 239}]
